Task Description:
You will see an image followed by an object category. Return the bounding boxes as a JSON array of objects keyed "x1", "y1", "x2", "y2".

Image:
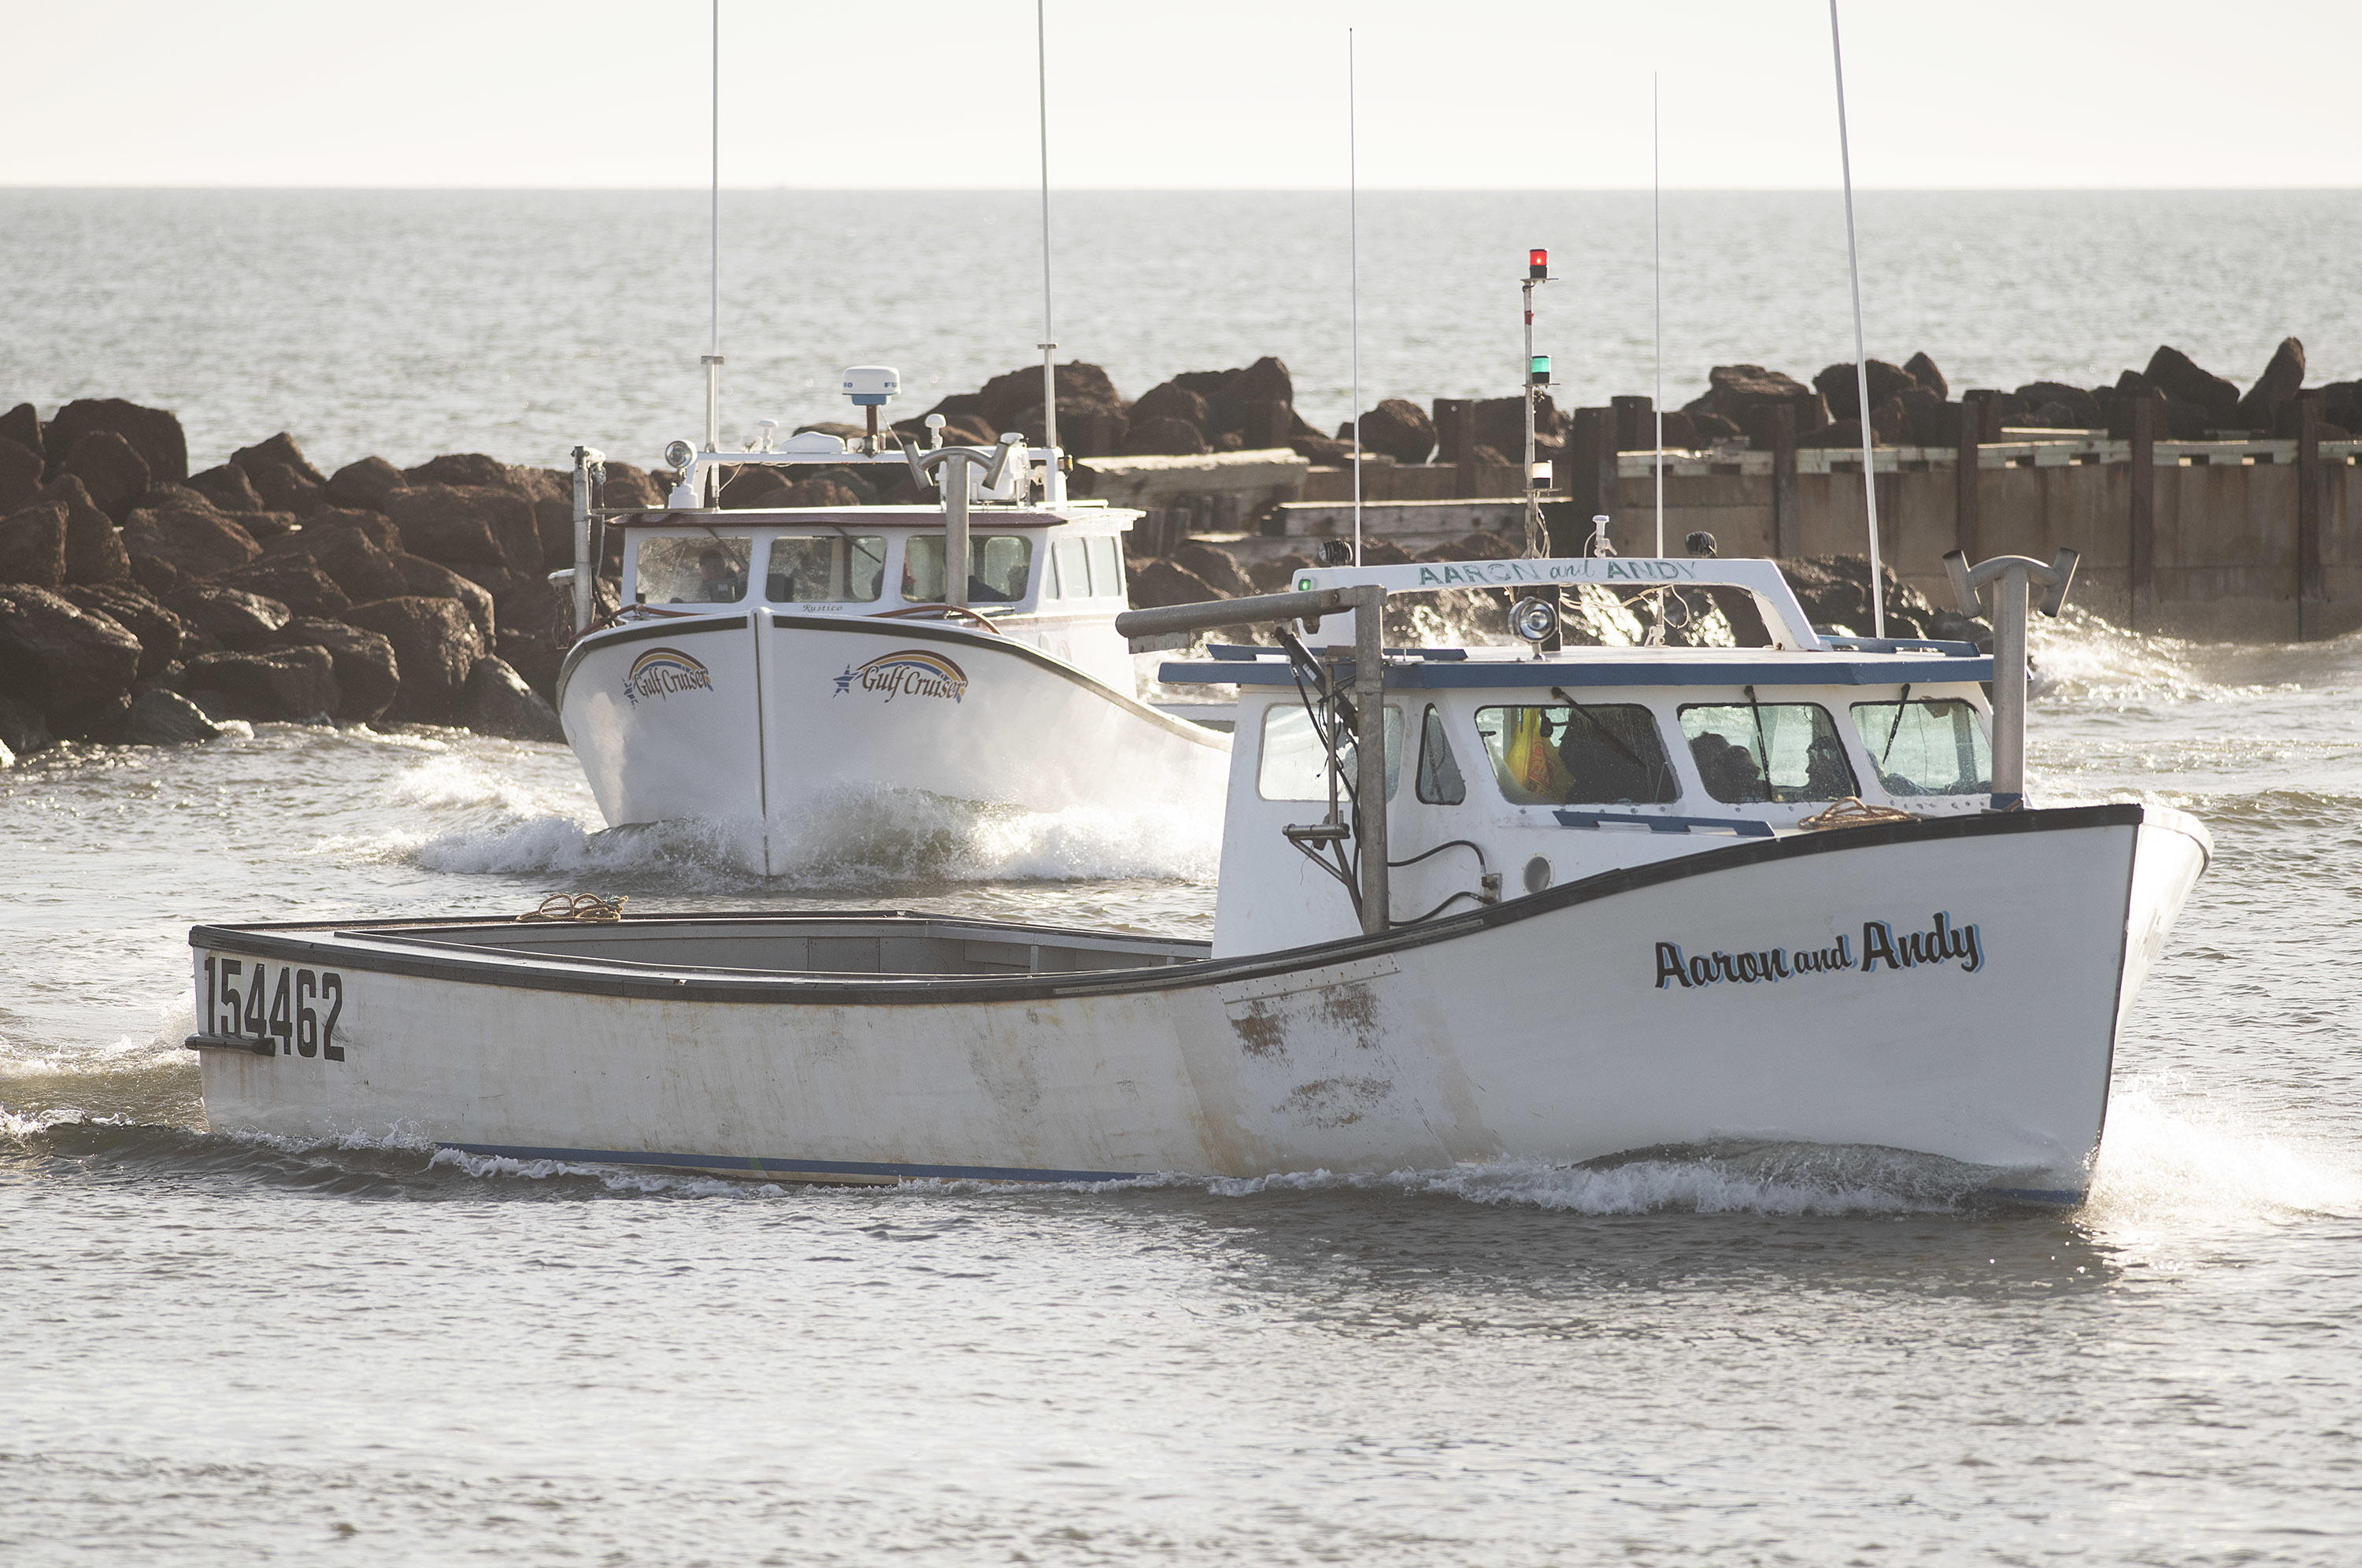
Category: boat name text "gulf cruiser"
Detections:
[
  {"x1": 832, "y1": 651, "x2": 969, "y2": 704},
  {"x1": 622, "y1": 649, "x2": 714, "y2": 705},
  {"x1": 1653, "y1": 913, "x2": 1985, "y2": 991}
]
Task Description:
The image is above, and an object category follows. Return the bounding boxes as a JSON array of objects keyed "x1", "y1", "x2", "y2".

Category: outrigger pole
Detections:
[
  {"x1": 1347, "y1": 27, "x2": 1363, "y2": 567},
  {"x1": 1828, "y1": 0, "x2": 1886, "y2": 638},
  {"x1": 701, "y1": 0, "x2": 723, "y2": 499},
  {"x1": 1035, "y1": 0, "x2": 1061, "y2": 500}
]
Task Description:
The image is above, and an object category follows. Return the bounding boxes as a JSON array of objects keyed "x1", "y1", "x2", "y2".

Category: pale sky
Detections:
[{"x1": 3, "y1": 1, "x2": 2356, "y2": 190}]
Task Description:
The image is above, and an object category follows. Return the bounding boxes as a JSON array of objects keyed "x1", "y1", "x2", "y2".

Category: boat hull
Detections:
[
  {"x1": 188, "y1": 804, "x2": 2208, "y2": 1201},
  {"x1": 557, "y1": 611, "x2": 1228, "y2": 862}
]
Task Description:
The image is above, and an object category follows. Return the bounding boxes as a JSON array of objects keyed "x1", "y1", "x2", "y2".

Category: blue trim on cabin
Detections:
[
  {"x1": 1203, "y1": 642, "x2": 1468, "y2": 662},
  {"x1": 443, "y1": 1141, "x2": 1141, "y2": 1184},
  {"x1": 1159, "y1": 656, "x2": 1994, "y2": 689},
  {"x1": 1552, "y1": 810, "x2": 1776, "y2": 837}
]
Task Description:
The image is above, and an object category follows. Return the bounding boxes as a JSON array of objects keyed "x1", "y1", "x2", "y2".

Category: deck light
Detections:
[{"x1": 662, "y1": 438, "x2": 696, "y2": 471}]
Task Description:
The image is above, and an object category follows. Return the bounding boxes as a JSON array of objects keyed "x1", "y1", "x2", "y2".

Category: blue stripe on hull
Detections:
[{"x1": 442, "y1": 1141, "x2": 1142, "y2": 1184}]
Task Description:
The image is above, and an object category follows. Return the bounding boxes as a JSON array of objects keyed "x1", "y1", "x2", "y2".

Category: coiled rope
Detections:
[
  {"x1": 514, "y1": 892, "x2": 628, "y2": 923},
  {"x1": 1797, "y1": 797, "x2": 1918, "y2": 831}
]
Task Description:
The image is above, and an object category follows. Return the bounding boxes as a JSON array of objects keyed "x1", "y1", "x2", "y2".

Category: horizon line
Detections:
[{"x1": 5, "y1": 183, "x2": 2360, "y2": 196}]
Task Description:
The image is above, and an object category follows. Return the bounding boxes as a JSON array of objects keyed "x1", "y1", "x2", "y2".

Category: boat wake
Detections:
[{"x1": 329, "y1": 752, "x2": 1220, "y2": 892}]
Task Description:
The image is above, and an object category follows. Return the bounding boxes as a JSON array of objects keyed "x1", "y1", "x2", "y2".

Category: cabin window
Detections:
[
  {"x1": 1257, "y1": 702, "x2": 1403, "y2": 802},
  {"x1": 1087, "y1": 537, "x2": 1124, "y2": 598},
  {"x1": 635, "y1": 535, "x2": 751, "y2": 605},
  {"x1": 1850, "y1": 698, "x2": 1992, "y2": 797},
  {"x1": 1677, "y1": 701, "x2": 1858, "y2": 804},
  {"x1": 1475, "y1": 704, "x2": 1679, "y2": 805},
  {"x1": 1415, "y1": 704, "x2": 1467, "y2": 804},
  {"x1": 1053, "y1": 535, "x2": 1089, "y2": 600},
  {"x1": 901, "y1": 534, "x2": 1034, "y2": 605},
  {"x1": 765, "y1": 534, "x2": 886, "y2": 603}
]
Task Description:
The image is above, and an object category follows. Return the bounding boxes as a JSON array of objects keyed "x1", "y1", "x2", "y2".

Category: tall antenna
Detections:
[
  {"x1": 702, "y1": 0, "x2": 722, "y2": 480},
  {"x1": 1035, "y1": 0, "x2": 1060, "y2": 489},
  {"x1": 1347, "y1": 26, "x2": 1362, "y2": 568},
  {"x1": 1652, "y1": 71, "x2": 1664, "y2": 559},
  {"x1": 1829, "y1": 0, "x2": 1886, "y2": 638}
]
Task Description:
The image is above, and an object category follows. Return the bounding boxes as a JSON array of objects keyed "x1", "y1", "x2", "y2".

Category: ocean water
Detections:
[
  {"x1": 6, "y1": 616, "x2": 2361, "y2": 1564},
  {"x1": 5, "y1": 191, "x2": 2362, "y2": 1562},
  {"x1": 5, "y1": 189, "x2": 2362, "y2": 472}
]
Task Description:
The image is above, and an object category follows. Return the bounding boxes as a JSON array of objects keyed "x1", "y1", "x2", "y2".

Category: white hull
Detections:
[
  {"x1": 557, "y1": 611, "x2": 1229, "y2": 864},
  {"x1": 188, "y1": 804, "x2": 2208, "y2": 1201}
]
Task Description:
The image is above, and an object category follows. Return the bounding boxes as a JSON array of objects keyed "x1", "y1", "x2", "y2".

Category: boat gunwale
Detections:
[
  {"x1": 554, "y1": 609, "x2": 1228, "y2": 749},
  {"x1": 189, "y1": 803, "x2": 2163, "y2": 1006}
]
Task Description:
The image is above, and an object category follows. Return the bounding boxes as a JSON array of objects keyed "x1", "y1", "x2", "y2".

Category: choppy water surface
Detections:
[{"x1": 5, "y1": 618, "x2": 2360, "y2": 1565}]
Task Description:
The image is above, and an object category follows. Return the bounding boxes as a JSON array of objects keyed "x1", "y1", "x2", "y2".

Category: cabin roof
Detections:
[
  {"x1": 1160, "y1": 645, "x2": 1993, "y2": 690},
  {"x1": 617, "y1": 505, "x2": 1124, "y2": 530}
]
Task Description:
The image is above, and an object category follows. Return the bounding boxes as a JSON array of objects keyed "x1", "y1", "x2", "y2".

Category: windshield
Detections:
[
  {"x1": 1677, "y1": 701, "x2": 1857, "y2": 804},
  {"x1": 1850, "y1": 698, "x2": 1991, "y2": 797},
  {"x1": 636, "y1": 535, "x2": 750, "y2": 605},
  {"x1": 1475, "y1": 703, "x2": 1679, "y2": 805},
  {"x1": 767, "y1": 534, "x2": 886, "y2": 603},
  {"x1": 902, "y1": 535, "x2": 1034, "y2": 604}
]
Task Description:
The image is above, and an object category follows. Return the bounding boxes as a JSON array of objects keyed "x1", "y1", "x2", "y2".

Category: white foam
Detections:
[{"x1": 2086, "y1": 1078, "x2": 2362, "y2": 1235}]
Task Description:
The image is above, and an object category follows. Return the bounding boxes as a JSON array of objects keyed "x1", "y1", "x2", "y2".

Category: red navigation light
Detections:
[{"x1": 1528, "y1": 248, "x2": 1548, "y2": 280}]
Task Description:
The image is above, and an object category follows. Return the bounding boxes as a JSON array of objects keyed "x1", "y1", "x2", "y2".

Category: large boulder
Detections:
[
  {"x1": 1901, "y1": 352, "x2": 1949, "y2": 401},
  {"x1": 1121, "y1": 416, "x2": 1210, "y2": 457},
  {"x1": 459, "y1": 655, "x2": 565, "y2": 741},
  {"x1": 120, "y1": 686, "x2": 227, "y2": 746},
  {"x1": 1897, "y1": 388, "x2": 1957, "y2": 446},
  {"x1": 0, "y1": 437, "x2": 42, "y2": 512},
  {"x1": 2143, "y1": 346, "x2": 2241, "y2": 429},
  {"x1": 61, "y1": 582, "x2": 190, "y2": 677},
  {"x1": 402, "y1": 453, "x2": 516, "y2": 490},
  {"x1": 0, "y1": 691, "x2": 54, "y2": 756},
  {"x1": 1683, "y1": 364, "x2": 1823, "y2": 430},
  {"x1": 1776, "y1": 554, "x2": 1979, "y2": 642},
  {"x1": 57, "y1": 430, "x2": 151, "y2": 522},
  {"x1": 1125, "y1": 557, "x2": 1224, "y2": 609},
  {"x1": 1180, "y1": 357, "x2": 1292, "y2": 444},
  {"x1": 120, "y1": 506, "x2": 261, "y2": 588},
  {"x1": 598, "y1": 461, "x2": 664, "y2": 509},
  {"x1": 166, "y1": 584, "x2": 291, "y2": 649},
  {"x1": 974, "y1": 361, "x2": 1124, "y2": 435},
  {"x1": 2236, "y1": 336, "x2": 2306, "y2": 433},
  {"x1": 266, "y1": 617, "x2": 399, "y2": 722},
  {"x1": 267, "y1": 518, "x2": 411, "y2": 603},
  {"x1": 2014, "y1": 382, "x2": 2101, "y2": 428},
  {"x1": 1814, "y1": 360, "x2": 1920, "y2": 422},
  {"x1": 1799, "y1": 416, "x2": 1882, "y2": 450},
  {"x1": 383, "y1": 483, "x2": 539, "y2": 574},
  {"x1": 494, "y1": 628, "x2": 561, "y2": 704},
  {"x1": 1128, "y1": 382, "x2": 1210, "y2": 434},
  {"x1": 326, "y1": 455, "x2": 407, "y2": 511},
  {"x1": 342, "y1": 596, "x2": 484, "y2": 721},
  {"x1": 1356, "y1": 398, "x2": 1436, "y2": 464},
  {"x1": 31, "y1": 476, "x2": 128, "y2": 585},
  {"x1": 242, "y1": 460, "x2": 326, "y2": 516},
  {"x1": 0, "y1": 583, "x2": 143, "y2": 738},
  {"x1": 1172, "y1": 542, "x2": 1257, "y2": 599},
  {"x1": 0, "y1": 501, "x2": 67, "y2": 586},
  {"x1": 185, "y1": 462, "x2": 265, "y2": 512},
  {"x1": 230, "y1": 433, "x2": 327, "y2": 489},
  {"x1": 183, "y1": 646, "x2": 339, "y2": 724},
  {"x1": 43, "y1": 398, "x2": 187, "y2": 484},
  {"x1": 211, "y1": 556, "x2": 350, "y2": 619},
  {"x1": 0, "y1": 404, "x2": 40, "y2": 464},
  {"x1": 389, "y1": 553, "x2": 494, "y2": 639}
]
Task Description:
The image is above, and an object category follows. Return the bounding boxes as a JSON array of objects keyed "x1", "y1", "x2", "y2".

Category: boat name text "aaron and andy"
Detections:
[
  {"x1": 832, "y1": 651, "x2": 970, "y2": 704},
  {"x1": 1654, "y1": 912, "x2": 1985, "y2": 991}
]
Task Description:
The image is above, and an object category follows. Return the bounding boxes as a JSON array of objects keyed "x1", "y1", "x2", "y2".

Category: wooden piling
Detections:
[
  {"x1": 1954, "y1": 396, "x2": 1983, "y2": 564},
  {"x1": 1558, "y1": 407, "x2": 1617, "y2": 546},
  {"x1": 2298, "y1": 390, "x2": 2323, "y2": 640},
  {"x1": 2127, "y1": 398, "x2": 2155, "y2": 630},
  {"x1": 1747, "y1": 403, "x2": 1801, "y2": 558},
  {"x1": 1611, "y1": 395, "x2": 1653, "y2": 455},
  {"x1": 1431, "y1": 398, "x2": 1480, "y2": 500}
]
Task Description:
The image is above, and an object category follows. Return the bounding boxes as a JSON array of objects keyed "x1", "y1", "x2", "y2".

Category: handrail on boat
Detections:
[{"x1": 873, "y1": 603, "x2": 1005, "y2": 634}]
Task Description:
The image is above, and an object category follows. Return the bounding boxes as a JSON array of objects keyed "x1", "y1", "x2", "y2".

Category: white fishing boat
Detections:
[
  {"x1": 186, "y1": 549, "x2": 2209, "y2": 1202},
  {"x1": 552, "y1": 394, "x2": 1227, "y2": 870}
]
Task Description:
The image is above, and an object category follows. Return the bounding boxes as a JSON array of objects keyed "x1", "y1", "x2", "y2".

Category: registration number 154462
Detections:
[{"x1": 201, "y1": 956, "x2": 345, "y2": 1060}]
